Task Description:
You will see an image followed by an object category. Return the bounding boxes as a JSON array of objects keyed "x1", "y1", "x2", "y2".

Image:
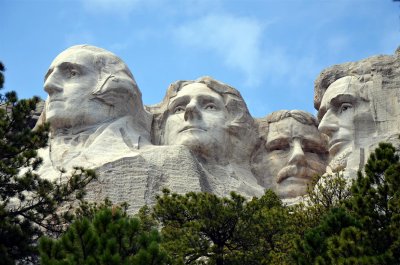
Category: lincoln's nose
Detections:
[{"x1": 318, "y1": 110, "x2": 339, "y2": 138}]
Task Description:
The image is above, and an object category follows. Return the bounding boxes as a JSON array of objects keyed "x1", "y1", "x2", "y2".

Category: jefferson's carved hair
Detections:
[
  {"x1": 148, "y1": 76, "x2": 258, "y2": 162},
  {"x1": 150, "y1": 76, "x2": 256, "y2": 146}
]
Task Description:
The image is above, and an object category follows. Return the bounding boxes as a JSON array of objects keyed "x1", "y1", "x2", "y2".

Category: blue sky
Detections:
[{"x1": 1, "y1": 0, "x2": 399, "y2": 118}]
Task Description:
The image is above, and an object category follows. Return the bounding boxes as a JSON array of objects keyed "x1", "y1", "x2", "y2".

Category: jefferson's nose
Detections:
[
  {"x1": 44, "y1": 71, "x2": 63, "y2": 95},
  {"x1": 184, "y1": 101, "x2": 201, "y2": 121},
  {"x1": 288, "y1": 139, "x2": 306, "y2": 166},
  {"x1": 318, "y1": 110, "x2": 339, "y2": 138}
]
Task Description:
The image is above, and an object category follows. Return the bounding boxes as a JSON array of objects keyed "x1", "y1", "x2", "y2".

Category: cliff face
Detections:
[{"x1": 35, "y1": 45, "x2": 400, "y2": 213}]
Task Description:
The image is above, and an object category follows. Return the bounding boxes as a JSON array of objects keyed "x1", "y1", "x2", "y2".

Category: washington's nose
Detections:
[
  {"x1": 184, "y1": 101, "x2": 201, "y2": 121},
  {"x1": 318, "y1": 110, "x2": 339, "y2": 138},
  {"x1": 288, "y1": 140, "x2": 306, "y2": 166},
  {"x1": 44, "y1": 72, "x2": 63, "y2": 95}
]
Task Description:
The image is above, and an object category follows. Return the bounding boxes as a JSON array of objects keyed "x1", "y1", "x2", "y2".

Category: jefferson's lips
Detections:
[{"x1": 178, "y1": 126, "x2": 206, "y2": 133}]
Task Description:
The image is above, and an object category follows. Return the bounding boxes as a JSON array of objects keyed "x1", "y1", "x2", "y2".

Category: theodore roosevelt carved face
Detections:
[
  {"x1": 252, "y1": 111, "x2": 328, "y2": 198},
  {"x1": 44, "y1": 45, "x2": 141, "y2": 131}
]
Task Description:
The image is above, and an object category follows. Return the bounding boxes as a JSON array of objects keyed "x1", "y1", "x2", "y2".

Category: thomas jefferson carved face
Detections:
[
  {"x1": 263, "y1": 117, "x2": 327, "y2": 198},
  {"x1": 164, "y1": 83, "x2": 229, "y2": 156},
  {"x1": 318, "y1": 76, "x2": 372, "y2": 169}
]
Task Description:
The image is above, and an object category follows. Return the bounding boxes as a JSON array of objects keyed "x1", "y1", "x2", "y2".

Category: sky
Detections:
[{"x1": 1, "y1": 0, "x2": 399, "y2": 118}]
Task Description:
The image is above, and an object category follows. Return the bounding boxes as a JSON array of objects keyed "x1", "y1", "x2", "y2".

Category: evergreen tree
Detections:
[
  {"x1": 293, "y1": 143, "x2": 400, "y2": 264},
  {"x1": 39, "y1": 201, "x2": 168, "y2": 265},
  {"x1": 328, "y1": 142, "x2": 400, "y2": 264},
  {"x1": 0, "y1": 62, "x2": 96, "y2": 264},
  {"x1": 153, "y1": 189, "x2": 293, "y2": 265}
]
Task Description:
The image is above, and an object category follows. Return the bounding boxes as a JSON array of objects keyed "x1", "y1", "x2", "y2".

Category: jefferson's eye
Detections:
[
  {"x1": 339, "y1": 103, "x2": 353, "y2": 113},
  {"x1": 173, "y1": 106, "x2": 185, "y2": 114},
  {"x1": 204, "y1": 103, "x2": 217, "y2": 110}
]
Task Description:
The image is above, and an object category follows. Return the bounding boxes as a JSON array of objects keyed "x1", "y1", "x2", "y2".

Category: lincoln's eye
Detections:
[
  {"x1": 174, "y1": 106, "x2": 185, "y2": 114},
  {"x1": 339, "y1": 103, "x2": 353, "y2": 113}
]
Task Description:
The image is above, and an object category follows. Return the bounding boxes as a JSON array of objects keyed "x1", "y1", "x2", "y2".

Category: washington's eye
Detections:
[
  {"x1": 69, "y1": 68, "x2": 79, "y2": 78},
  {"x1": 204, "y1": 103, "x2": 217, "y2": 110},
  {"x1": 339, "y1": 103, "x2": 353, "y2": 113},
  {"x1": 173, "y1": 106, "x2": 185, "y2": 114}
]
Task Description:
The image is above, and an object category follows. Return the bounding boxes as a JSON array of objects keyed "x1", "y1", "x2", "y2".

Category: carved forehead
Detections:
[
  {"x1": 320, "y1": 76, "x2": 361, "y2": 106},
  {"x1": 169, "y1": 83, "x2": 224, "y2": 104},
  {"x1": 50, "y1": 48, "x2": 96, "y2": 68},
  {"x1": 267, "y1": 117, "x2": 320, "y2": 140}
]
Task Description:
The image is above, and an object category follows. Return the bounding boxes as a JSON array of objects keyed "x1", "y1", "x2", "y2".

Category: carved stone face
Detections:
[
  {"x1": 164, "y1": 83, "x2": 229, "y2": 155},
  {"x1": 264, "y1": 117, "x2": 327, "y2": 198},
  {"x1": 318, "y1": 76, "x2": 371, "y2": 169},
  {"x1": 44, "y1": 49, "x2": 112, "y2": 130}
]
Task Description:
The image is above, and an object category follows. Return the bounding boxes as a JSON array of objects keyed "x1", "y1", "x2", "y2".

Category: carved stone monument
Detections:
[
  {"x1": 251, "y1": 110, "x2": 328, "y2": 201},
  {"x1": 33, "y1": 44, "x2": 400, "y2": 212},
  {"x1": 314, "y1": 48, "x2": 400, "y2": 176},
  {"x1": 37, "y1": 44, "x2": 152, "y2": 177},
  {"x1": 149, "y1": 77, "x2": 264, "y2": 198}
]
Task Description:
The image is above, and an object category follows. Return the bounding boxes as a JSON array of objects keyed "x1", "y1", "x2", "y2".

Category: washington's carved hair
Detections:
[{"x1": 58, "y1": 45, "x2": 144, "y2": 115}]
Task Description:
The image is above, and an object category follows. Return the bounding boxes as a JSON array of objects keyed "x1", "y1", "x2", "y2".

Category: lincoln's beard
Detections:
[{"x1": 328, "y1": 147, "x2": 352, "y2": 172}]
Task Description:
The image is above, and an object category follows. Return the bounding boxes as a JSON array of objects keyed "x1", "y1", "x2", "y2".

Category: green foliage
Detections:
[
  {"x1": 293, "y1": 142, "x2": 400, "y2": 264},
  {"x1": 153, "y1": 189, "x2": 295, "y2": 265},
  {"x1": 0, "y1": 62, "x2": 96, "y2": 264},
  {"x1": 0, "y1": 62, "x2": 4, "y2": 89},
  {"x1": 39, "y1": 203, "x2": 168, "y2": 265}
]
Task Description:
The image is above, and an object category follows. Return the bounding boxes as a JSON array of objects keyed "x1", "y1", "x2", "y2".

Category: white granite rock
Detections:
[
  {"x1": 251, "y1": 110, "x2": 328, "y2": 199},
  {"x1": 314, "y1": 48, "x2": 400, "y2": 177}
]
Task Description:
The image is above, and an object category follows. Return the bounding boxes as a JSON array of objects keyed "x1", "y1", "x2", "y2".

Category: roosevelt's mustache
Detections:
[{"x1": 276, "y1": 165, "x2": 320, "y2": 184}]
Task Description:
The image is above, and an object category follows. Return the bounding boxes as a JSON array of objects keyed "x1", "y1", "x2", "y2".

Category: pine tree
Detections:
[
  {"x1": 293, "y1": 142, "x2": 400, "y2": 264},
  {"x1": 328, "y1": 142, "x2": 400, "y2": 264},
  {"x1": 0, "y1": 62, "x2": 96, "y2": 264},
  {"x1": 39, "y1": 201, "x2": 168, "y2": 265},
  {"x1": 153, "y1": 189, "x2": 294, "y2": 265}
]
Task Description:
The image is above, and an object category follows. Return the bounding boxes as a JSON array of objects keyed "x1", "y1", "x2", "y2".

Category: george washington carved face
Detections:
[{"x1": 44, "y1": 45, "x2": 140, "y2": 131}]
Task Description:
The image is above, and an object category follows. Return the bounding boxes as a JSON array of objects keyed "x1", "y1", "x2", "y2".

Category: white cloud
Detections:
[{"x1": 173, "y1": 14, "x2": 268, "y2": 86}]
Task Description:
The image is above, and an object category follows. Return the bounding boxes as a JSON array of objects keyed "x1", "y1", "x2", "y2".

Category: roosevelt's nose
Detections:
[
  {"x1": 318, "y1": 110, "x2": 339, "y2": 138},
  {"x1": 44, "y1": 71, "x2": 63, "y2": 95},
  {"x1": 288, "y1": 139, "x2": 306, "y2": 166},
  {"x1": 184, "y1": 100, "x2": 201, "y2": 121}
]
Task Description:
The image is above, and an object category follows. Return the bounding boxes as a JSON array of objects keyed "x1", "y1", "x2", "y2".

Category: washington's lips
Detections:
[{"x1": 178, "y1": 126, "x2": 206, "y2": 133}]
